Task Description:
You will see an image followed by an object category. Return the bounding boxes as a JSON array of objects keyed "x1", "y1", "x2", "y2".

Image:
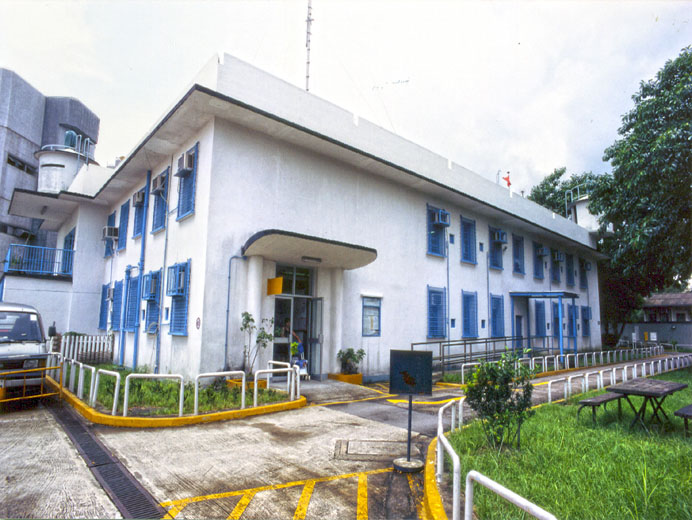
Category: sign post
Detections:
[{"x1": 389, "y1": 349, "x2": 432, "y2": 473}]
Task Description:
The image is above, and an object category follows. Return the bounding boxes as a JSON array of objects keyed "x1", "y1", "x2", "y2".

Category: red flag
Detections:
[{"x1": 502, "y1": 171, "x2": 511, "y2": 188}]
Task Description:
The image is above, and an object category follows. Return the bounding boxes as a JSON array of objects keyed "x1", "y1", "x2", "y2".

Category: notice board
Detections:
[{"x1": 389, "y1": 350, "x2": 433, "y2": 395}]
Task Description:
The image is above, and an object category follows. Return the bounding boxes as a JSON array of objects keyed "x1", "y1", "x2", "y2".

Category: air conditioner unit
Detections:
[
  {"x1": 492, "y1": 230, "x2": 507, "y2": 243},
  {"x1": 142, "y1": 273, "x2": 158, "y2": 301},
  {"x1": 106, "y1": 287, "x2": 114, "y2": 301},
  {"x1": 584, "y1": 261, "x2": 592, "y2": 271},
  {"x1": 102, "y1": 226, "x2": 119, "y2": 241},
  {"x1": 433, "y1": 209, "x2": 450, "y2": 227},
  {"x1": 132, "y1": 191, "x2": 145, "y2": 206},
  {"x1": 166, "y1": 264, "x2": 187, "y2": 296},
  {"x1": 151, "y1": 174, "x2": 166, "y2": 194},
  {"x1": 175, "y1": 151, "x2": 195, "y2": 177},
  {"x1": 537, "y1": 247, "x2": 550, "y2": 257},
  {"x1": 552, "y1": 251, "x2": 565, "y2": 262}
]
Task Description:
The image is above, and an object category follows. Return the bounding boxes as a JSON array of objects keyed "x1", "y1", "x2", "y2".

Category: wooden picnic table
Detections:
[{"x1": 607, "y1": 378, "x2": 688, "y2": 432}]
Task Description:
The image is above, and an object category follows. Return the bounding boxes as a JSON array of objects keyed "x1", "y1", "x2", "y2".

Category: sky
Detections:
[{"x1": 1, "y1": 0, "x2": 690, "y2": 194}]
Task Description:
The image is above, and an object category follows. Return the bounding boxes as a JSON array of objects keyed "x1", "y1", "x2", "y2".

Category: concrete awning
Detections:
[
  {"x1": 510, "y1": 291, "x2": 580, "y2": 299},
  {"x1": 8, "y1": 189, "x2": 81, "y2": 231},
  {"x1": 242, "y1": 230, "x2": 377, "y2": 270}
]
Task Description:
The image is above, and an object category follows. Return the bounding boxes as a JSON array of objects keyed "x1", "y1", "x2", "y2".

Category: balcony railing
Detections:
[{"x1": 4, "y1": 244, "x2": 73, "y2": 277}]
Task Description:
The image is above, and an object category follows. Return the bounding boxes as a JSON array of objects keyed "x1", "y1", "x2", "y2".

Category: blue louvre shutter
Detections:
[
  {"x1": 152, "y1": 169, "x2": 168, "y2": 232},
  {"x1": 427, "y1": 286, "x2": 445, "y2": 338},
  {"x1": 581, "y1": 306, "x2": 591, "y2": 337},
  {"x1": 552, "y1": 302, "x2": 560, "y2": 338},
  {"x1": 461, "y1": 218, "x2": 476, "y2": 263},
  {"x1": 490, "y1": 295, "x2": 504, "y2": 337},
  {"x1": 111, "y1": 280, "x2": 123, "y2": 330},
  {"x1": 104, "y1": 212, "x2": 115, "y2": 257},
  {"x1": 535, "y1": 301, "x2": 546, "y2": 337},
  {"x1": 133, "y1": 189, "x2": 145, "y2": 237},
  {"x1": 462, "y1": 291, "x2": 478, "y2": 338},
  {"x1": 124, "y1": 275, "x2": 140, "y2": 331},
  {"x1": 169, "y1": 260, "x2": 190, "y2": 336},
  {"x1": 177, "y1": 144, "x2": 198, "y2": 219},
  {"x1": 145, "y1": 270, "x2": 161, "y2": 333},
  {"x1": 566, "y1": 254, "x2": 575, "y2": 286},
  {"x1": 98, "y1": 284, "x2": 109, "y2": 330},
  {"x1": 118, "y1": 201, "x2": 129, "y2": 250}
]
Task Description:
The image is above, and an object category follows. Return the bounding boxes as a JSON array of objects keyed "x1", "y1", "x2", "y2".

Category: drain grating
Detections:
[{"x1": 48, "y1": 404, "x2": 165, "y2": 519}]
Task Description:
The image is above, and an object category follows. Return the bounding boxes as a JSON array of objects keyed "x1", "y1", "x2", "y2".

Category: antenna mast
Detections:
[{"x1": 305, "y1": 0, "x2": 313, "y2": 91}]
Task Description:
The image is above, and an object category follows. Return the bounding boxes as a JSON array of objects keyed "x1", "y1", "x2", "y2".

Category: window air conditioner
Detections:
[
  {"x1": 552, "y1": 251, "x2": 565, "y2": 262},
  {"x1": 102, "y1": 226, "x2": 119, "y2": 241},
  {"x1": 132, "y1": 191, "x2": 145, "y2": 206},
  {"x1": 492, "y1": 230, "x2": 508, "y2": 243},
  {"x1": 142, "y1": 273, "x2": 158, "y2": 301},
  {"x1": 175, "y1": 151, "x2": 195, "y2": 177},
  {"x1": 537, "y1": 247, "x2": 550, "y2": 257},
  {"x1": 151, "y1": 175, "x2": 165, "y2": 194},
  {"x1": 433, "y1": 209, "x2": 451, "y2": 227}
]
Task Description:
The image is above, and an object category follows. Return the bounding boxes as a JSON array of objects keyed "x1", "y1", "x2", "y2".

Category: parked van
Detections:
[{"x1": 0, "y1": 303, "x2": 49, "y2": 398}]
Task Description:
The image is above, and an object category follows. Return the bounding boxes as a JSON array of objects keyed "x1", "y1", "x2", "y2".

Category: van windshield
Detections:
[{"x1": 0, "y1": 312, "x2": 43, "y2": 343}]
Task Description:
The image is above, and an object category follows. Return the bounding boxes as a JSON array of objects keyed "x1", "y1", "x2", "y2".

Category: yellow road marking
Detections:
[
  {"x1": 293, "y1": 481, "x2": 315, "y2": 520},
  {"x1": 310, "y1": 394, "x2": 395, "y2": 407},
  {"x1": 406, "y1": 474, "x2": 429, "y2": 520},
  {"x1": 160, "y1": 467, "x2": 394, "y2": 518},
  {"x1": 356, "y1": 473, "x2": 369, "y2": 520},
  {"x1": 227, "y1": 492, "x2": 256, "y2": 520},
  {"x1": 386, "y1": 397, "x2": 462, "y2": 405}
]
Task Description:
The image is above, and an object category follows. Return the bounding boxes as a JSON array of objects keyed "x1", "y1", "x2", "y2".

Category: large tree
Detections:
[{"x1": 528, "y1": 167, "x2": 600, "y2": 216}]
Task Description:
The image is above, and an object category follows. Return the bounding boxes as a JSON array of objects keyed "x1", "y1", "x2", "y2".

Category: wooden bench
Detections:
[
  {"x1": 577, "y1": 392, "x2": 623, "y2": 423},
  {"x1": 674, "y1": 404, "x2": 692, "y2": 437}
]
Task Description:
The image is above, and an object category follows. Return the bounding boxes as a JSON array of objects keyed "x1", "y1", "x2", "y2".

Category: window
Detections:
[
  {"x1": 567, "y1": 304, "x2": 576, "y2": 337},
  {"x1": 512, "y1": 235, "x2": 524, "y2": 274},
  {"x1": 566, "y1": 254, "x2": 575, "y2": 286},
  {"x1": 168, "y1": 260, "x2": 191, "y2": 335},
  {"x1": 362, "y1": 297, "x2": 381, "y2": 337},
  {"x1": 533, "y1": 242, "x2": 544, "y2": 279},
  {"x1": 581, "y1": 306, "x2": 591, "y2": 337},
  {"x1": 177, "y1": 143, "x2": 198, "y2": 220},
  {"x1": 461, "y1": 217, "x2": 476, "y2": 264},
  {"x1": 104, "y1": 211, "x2": 116, "y2": 257},
  {"x1": 124, "y1": 275, "x2": 140, "y2": 331},
  {"x1": 152, "y1": 168, "x2": 169, "y2": 233},
  {"x1": 117, "y1": 201, "x2": 129, "y2": 250},
  {"x1": 427, "y1": 286, "x2": 446, "y2": 338},
  {"x1": 552, "y1": 302, "x2": 560, "y2": 338},
  {"x1": 535, "y1": 301, "x2": 546, "y2": 337},
  {"x1": 61, "y1": 227, "x2": 75, "y2": 275},
  {"x1": 98, "y1": 284, "x2": 109, "y2": 330},
  {"x1": 550, "y1": 249, "x2": 561, "y2": 283},
  {"x1": 133, "y1": 188, "x2": 145, "y2": 238},
  {"x1": 143, "y1": 270, "x2": 161, "y2": 334},
  {"x1": 462, "y1": 291, "x2": 478, "y2": 338},
  {"x1": 111, "y1": 280, "x2": 123, "y2": 330},
  {"x1": 579, "y1": 259, "x2": 589, "y2": 289},
  {"x1": 488, "y1": 227, "x2": 504, "y2": 270},
  {"x1": 490, "y1": 294, "x2": 504, "y2": 337},
  {"x1": 427, "y1": 205, "x2": 446, "y2": 257},
  {"x1": 6, "y1": 154, "x2": 37, "y2": 175}
]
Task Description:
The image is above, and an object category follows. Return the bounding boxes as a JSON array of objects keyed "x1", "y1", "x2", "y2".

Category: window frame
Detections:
[
  {"x1": 133, "y1": 187, "x2": 146, "y2": 238},
  {"x1": 533, "y1": 242, "x2": 544, "y2": 279},
  {"x1": 104, "y1": 211, "x2": 116, "y2": 257},
  {"x1": 566, "y1": 254, "x2": 575, "y2": 286},
  {"x1": 460, "y1": 216, "x2": 477, "y2": 264},
  {"x1": 117, "y1": 200, "x2": 129, "y2": 251},
  {"x1": 151, "y1": 168, "x2": 169, "y2": 234},
  {"x1": 512, "y1": 234, "x2": 525, "y2": 274},
  {"x1": 462, "y1": 290, "x2": 478, "y2": 338},
  {"x1": 362, "y1": 297, "x2": 381, "y2": 337},
  {"x1": 581, "y1": 306, "x2": 591, "y2": 337},
  {"x1": 550, "y1": 249, "x2": 561, "y2": 283},
  {"x1": 124, "y1": 274, "x2": 140, "y2": 332},
  {"x1": 143, "y1": 269, "x2": 162, "y2": 334},
  {"x1": 490, "y1": 294, "x2": 504, "y2": 337},
  {"x1": 98, "y1": 284, "x2": 109, "y2": 330},
  {"x1": 111, "y1": 280, "x2": 123, "y2": 331},
  {"x1": 176, "y1": 143, "x2": 199, "y2": 221},
  {"x1": 427, "y1": 286, "x2": 446, "y2": 339},
  {"x1": 488, "y1": 226, "x2": 504, "y2": 270},
  {"x1": 426, "y1": 204, "x2": 447, "y2": 257},
  {"x1": 168, "y1": 260, "x2": 191, "y2": 336},
  {"x1": 535, "y1": 300, "x2": 546, "y2": 337}
]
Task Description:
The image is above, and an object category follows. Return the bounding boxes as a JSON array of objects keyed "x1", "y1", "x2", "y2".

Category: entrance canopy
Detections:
[
  {"x1": 510, "y1": 291, "x2": 579, "y2": 300},
  {"x1": 241, "y1": 229, "x2": 377, "y2": 270}
]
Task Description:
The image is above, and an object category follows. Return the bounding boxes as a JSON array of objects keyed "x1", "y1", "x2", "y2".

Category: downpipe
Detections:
[{"x1": 224, "y1": 254, "x2": 246, "y2": 370}]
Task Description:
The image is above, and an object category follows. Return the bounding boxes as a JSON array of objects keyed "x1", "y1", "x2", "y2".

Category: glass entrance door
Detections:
[{"x1": 308, "y1": 298, "x2": 323, "y2": 378}]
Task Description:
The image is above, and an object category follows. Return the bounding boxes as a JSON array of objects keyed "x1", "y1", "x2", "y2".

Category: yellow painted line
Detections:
[
  {"x1": 386, "y1": 397, "x2": 462, "y2": 405},
  {"x1": 423, "y1": 437, "x2": 448, "y2": 520},
  {"x1": 227, "y1": 491, "x2": 256, "y2": 520},
  {"x1": 407, "y1": 473, "x2": 429, "y2": 520},
  {"x1": 356, "y1": 473, "x2": 368, "y2": 520},
  {"x1": 47, "y1": 377, "x2": 307, "y2": 428},
  {"x1": 293, "y1": 481, "x2": 315, "y2": 520},
  {"x1": 160, "y1": 467, "x2": 394, "y2": 510},
  {"x1": 435, "y1": 382, "x2": 466, "y2": 389},
  {"x1": 367, "y1": 385, "x2": 392, "y2": 395},
  {"x1": 311, "y1": 394, "x2": 395, "y2": 407}
]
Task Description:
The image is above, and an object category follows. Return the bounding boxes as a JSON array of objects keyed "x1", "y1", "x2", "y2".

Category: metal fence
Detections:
[
  {"x1": 4, "y1": 244, "x2": 74, "y2": 276},
  {"x1": 59, "y1": 334, "x2": 114, "y2": 365}
]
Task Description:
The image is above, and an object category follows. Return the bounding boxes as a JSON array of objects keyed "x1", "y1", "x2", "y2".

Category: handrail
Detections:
[
  {"x1": 267, "y1": 360, "x2": 292, "y2": 394},
  {"x1": 123, "y1": 373, "x2": 184, "y2": 417},
  {"x1": 253, "y1": 368, "x2": 295, "y2": 407},
  {"x1": 465, "y1": 470, "x2": 557, "y2": 520},
  {"x1": 5, "y1": 244, "x2": 74, "y2": 276},
  {"x1": 92, "y1": 369, "x2": 121, "y2": 416},
  {"x1": 194, "y1": 371, "x2": 245, "y2": 415}
]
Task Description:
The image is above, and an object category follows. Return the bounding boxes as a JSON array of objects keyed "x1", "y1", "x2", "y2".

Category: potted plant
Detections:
[{"x1": 329, "y1": 348, "x2": 366, "y2": 385}]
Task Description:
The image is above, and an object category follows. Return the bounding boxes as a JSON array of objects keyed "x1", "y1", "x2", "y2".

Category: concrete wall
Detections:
[
  {"x1": 41, "y1": 97, "x2": 100, "y2": 146},
  {"x1": 622, "y1": 322, "x2": 692, "y2": 347},
  {"x1": 2, "y1": 274, "x2": 72, "y2": 333}
]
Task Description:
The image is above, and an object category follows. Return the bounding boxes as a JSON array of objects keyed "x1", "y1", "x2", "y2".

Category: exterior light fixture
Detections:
[{"x1": 301, "y1": 256, "x2": 322, "y2": 264}]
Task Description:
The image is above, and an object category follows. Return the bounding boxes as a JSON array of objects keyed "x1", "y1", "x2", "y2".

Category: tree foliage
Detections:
[{"x1": 528, "y1": 167, "x2": 601, "y2": 216}]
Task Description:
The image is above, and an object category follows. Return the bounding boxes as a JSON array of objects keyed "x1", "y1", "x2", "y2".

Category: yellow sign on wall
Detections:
[{"x1": 267, "y1": 276, "x2": 283, "y2": 296}]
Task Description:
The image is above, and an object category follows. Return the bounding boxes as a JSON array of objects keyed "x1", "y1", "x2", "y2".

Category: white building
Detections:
[{"x1": 3, "y1": 54, "x2": 604, "y2": 381}]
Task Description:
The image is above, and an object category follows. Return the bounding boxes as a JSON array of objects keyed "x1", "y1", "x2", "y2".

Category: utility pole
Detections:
[{"x1": 305, "y1": 0, "x2": 313, "y2": 92}]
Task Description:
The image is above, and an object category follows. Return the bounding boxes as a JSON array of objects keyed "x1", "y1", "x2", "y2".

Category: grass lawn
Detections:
[
  {"x1": 449, "y1": 368, "x2": 692, "y2": 520},
  {"x1": 63, "y1": 364, "x2": 288, "y2": 416}
]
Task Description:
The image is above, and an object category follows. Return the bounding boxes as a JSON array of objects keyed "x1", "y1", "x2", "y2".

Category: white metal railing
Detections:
[
  {"x1": 547, "y1": 378, "x2": 566, "y2": 403},
  {"x1": 123, "y1": 373, "x2": 184, "y2": 417},
  {"x1": 91, "y1": 369, "x2": 121, "y2": 416},
  {"x1": 194, "y1": 371, "x2": 246, "y2": 415},
  {"x1": 59, "y1": 333, "x2": 114, "y2": 364},
  {"x1": 465, "y1": 470, "x2": 557, "y2": 520},
  {"x1": 267, "y1": 361, "x2": 292, "y2": 394},
  {"x1": 436, "y1": 398, "x2": 465, "y2": 520},
  {"x1": 253, "y1": 368, "x2": 296, "y2": 407}
]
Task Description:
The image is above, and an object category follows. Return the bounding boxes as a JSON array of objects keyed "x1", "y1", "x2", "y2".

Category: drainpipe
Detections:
[
  {"x1": 224, "y1": 254, "x2": 246, "y2": 370},
  {"x1": 445, "y1": 226, "x2": 450, "y2": 370},
  {"x1": 132, "y1": 170, "x2": 151, "y2": 369},
  {"x1": 154, "y1": 160, "x2": 174, "y2": 374},
  {"x1": 119, "y1": 266, "x2": 131, "y2": 365}
]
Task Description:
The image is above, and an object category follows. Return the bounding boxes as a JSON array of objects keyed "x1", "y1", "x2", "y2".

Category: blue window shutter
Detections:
[
  {"x1": 533, "y1": 242, "x2": 543, "y2": 278},
  {"x1": 145, "y1": 270, "x2": 161, "y2": 333},
  {"x1": 152, "y1": 169, "x2": 168, "y2": 232},
  {"x1": 462, "y1": 291, "x2": 478, "y2": 338},
  {"x1": 104, "y1": 212, "x2": 116, "y2": 257},
  {"x1": 133, "y1": 188, "x2": 145, "y2": 238},
  {"x1": 169, "y1": 260, "x2": 190, "y2": 336},
  {"x1": 118, "y1": 201, "x2": 129, "y2": 250},
  {"x1": 111, "y1": 280, "x2": 123, "y2": 330},
  {"x1": 552, "y1": 302, "x2": 560, "y2": 338},
  {"x1": 513, "y1": 235, "x2": 524, "y2": 273},
  {"x1": 461, "y1": 218, "x2": 476, "y2": 263},
  {"x1": 566, "y1": 254, "x2": 575, "y2": 286},
  {"x1": 490, "y1": 294, "x2": 504, "y2": 337},
  {"x1": 535, "y1": 301, "x2": 546, "y2": 337},
  {"x1": 581, "y1": 306, "x2": 591, "y2": 337},
  {"x1": 427, "y1": 286, "x2": 445, "y2": 338},
  {"x1": 427, "y1": 205, "x2": 445, "y2": 256},
  {"x1": 61, "y1": 227, "x2": 75, "y2": 274},
  {"x1": 177, "y1": 143, "x2": 198, "y2": 219},
  {"x1": 124, "y1": 275, "x2": 140, "y2": 331},
  {"x1": 98, "y1": 284, "x2": 109, "y2": 330}
]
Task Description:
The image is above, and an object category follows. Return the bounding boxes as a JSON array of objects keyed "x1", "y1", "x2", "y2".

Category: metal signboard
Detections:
[{"x1": 389, "y1": 350, "x2": 432, "y2": 396}]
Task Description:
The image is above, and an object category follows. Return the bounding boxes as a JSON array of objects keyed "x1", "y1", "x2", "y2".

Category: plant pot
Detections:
[
  {"x1": 226, "y1": 378, "x2": 267, "y2": 390},
  {"x1": 328, "y1": 373, "x2": 363, "y2": 385}
]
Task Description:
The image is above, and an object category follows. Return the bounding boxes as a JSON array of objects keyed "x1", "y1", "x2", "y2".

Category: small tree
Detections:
[
  {"x1": 240, "y1": 312, "x2": 274, "y2": 374},
  {"x1": 465, "y1": 350, "x2": 534, "y2": 451},
  {"x1": 336, "y1": 348, "x2": 366, "y2": 374}
]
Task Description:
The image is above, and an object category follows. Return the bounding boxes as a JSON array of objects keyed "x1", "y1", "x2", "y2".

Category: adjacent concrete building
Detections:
[{"x1": 3, "y1": 54, "x2": 605, "y2": 380}]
